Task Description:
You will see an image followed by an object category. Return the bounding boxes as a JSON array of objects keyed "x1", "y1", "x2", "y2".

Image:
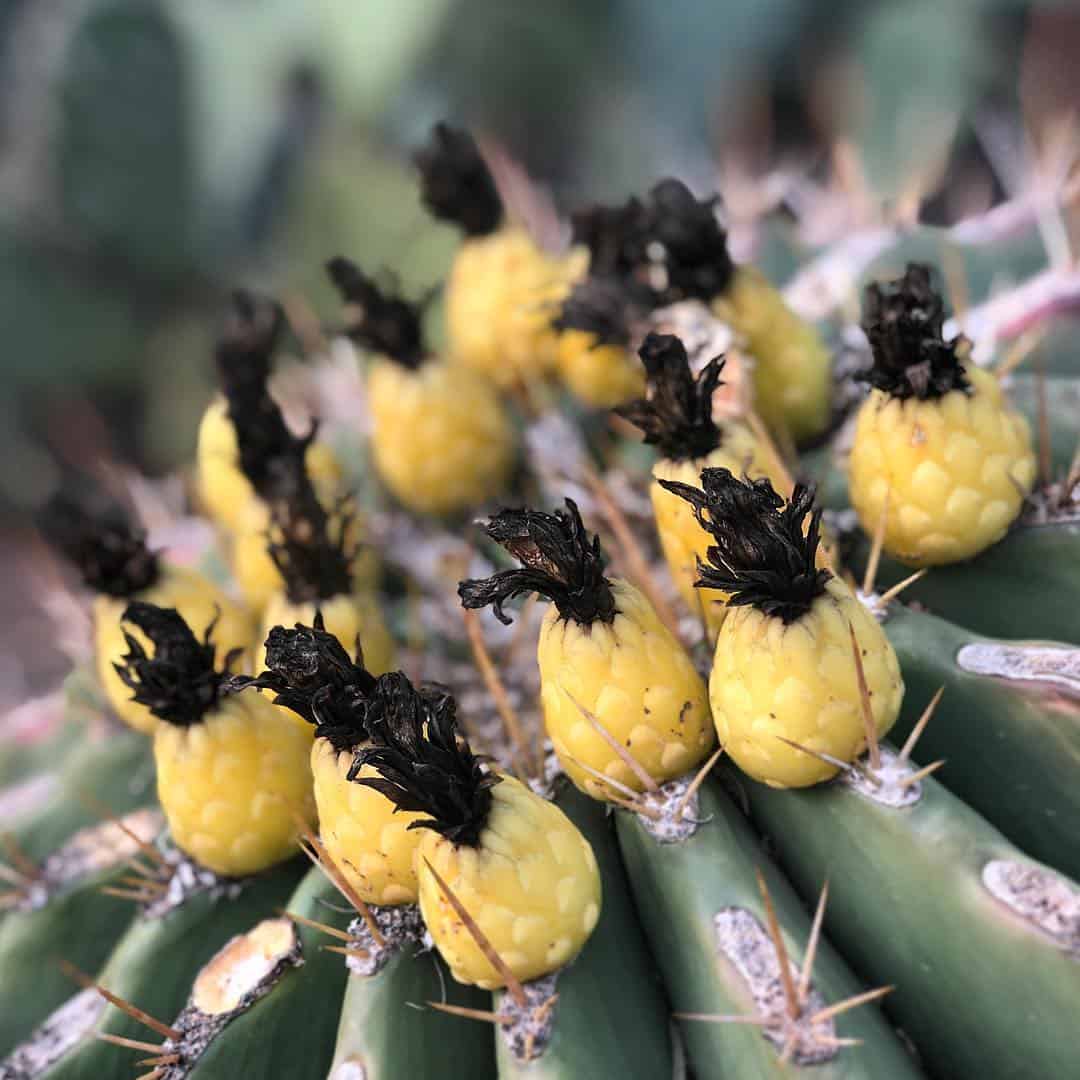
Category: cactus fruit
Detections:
[
  {"x1": 459, "y1": 499, "x2": 714, "y2": 799},
  {"x1": 660, "y1": 470, "x2": 902, "y2": 787},
  {"x1": 327, "y1": 256, "x2": 516, "y2": 516},
  {"x1": 415, "y1": 123, "x2": 582, "y2": 390},
  {"x1": 848, "y1": 265, "x2": 1036, "y2": 566},
  {"x1": 116, "y1": 602, "x2": 315, "y2": 877},
  {"x1": 617, "y1": 332, "x2": 783, "y2": 637},
  {"x1": 36, "y1": 492, "x2": 254, "y2": 734}
]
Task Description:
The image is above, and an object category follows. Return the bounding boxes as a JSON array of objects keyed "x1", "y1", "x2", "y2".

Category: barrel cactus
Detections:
[{"x1": 3, "y1": 120, "x2": 1079, "y2": 1080}]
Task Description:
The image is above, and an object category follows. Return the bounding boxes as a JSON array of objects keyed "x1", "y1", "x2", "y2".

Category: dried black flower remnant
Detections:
[
  {"x1": 458, "y1": 499, "x2": 616, "y2": 626},
  {"x1": 857, "y1": 263, "x2": 971, "y2": 400},
  {"x1": 570, "y1": 197, "x2": 654, "y2": 282},
  {"x1": 648, "y1": 179, "x2": 734, "y2": 303},
  {"x1": 616, "y1": 332, "x2": 726, "y2": 461},
  {"x1": 554, "y1": 276, "x2": 637, "y2": 347},
  {"x1": 216, "y1": 290, "x2": 353, "y2": 605},
  {"x1": 114, "y1": 602, "x2": 234, "y2": 727},
  {"x1": 658, "y1": 470, "x2": 831, "y2": 624},
  {"x1": 326, "y1": 257, "x2": 425, "y2": 369},
  {"x1": 236, "y1": 616, "x2": 377, "y2": 752},
  {"x1": 37, "y1": 491, "x2": 159, "y2": 597},
  {"x1": 414, "y1": 122, "x2": 502, "y2": 237},
  {"x1": 351, "y1": 672, "x2": 499, "y2": 848}
]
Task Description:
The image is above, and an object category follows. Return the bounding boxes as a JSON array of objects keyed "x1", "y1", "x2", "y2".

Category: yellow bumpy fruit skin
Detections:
[
  {"x1": 555, "y1": 329, "x2": 645, "y2": 409},
  {"x1": 95, "y1": 566, "x2": 255, "y2": 734},
  {"x1": 446, "y1": 228, "x2": 585, "y2": 389},
  {"x1": 261, "y1": 592, "x2": 395, "y2": 682},
  {"x1": 849, "y1": 366, "x2": 1036, "y2": 567},
  {"x1": 311, "y1": 739, "x2": 424, "y2": 906},
  {"x1": 537, "y1": 579, "x2": 714, "y2": 799},
  {"x1": 710, "y1": 579, "x2": 903, "y2": 788},
  {"x1": 418, "y1": 776, "x2": 601, "y2": 988},
  {"x1": 651, "y1": 428, "x2": 783, "y2": 639},
  {"x1": 153, "y1": 691, "x2": 316, "y2": 876},
  {"x1": 196, "y1": 397, "x2": 343, "y2": 536},
  {"x1": 367, "y1": 358, "x2": 515, "y2": 516},
  {"x1": 713, "y1": 267, "x2": 832, "y2": 444},
  {"x1": 230, "y1": 495, "x2": 377, "y2": 616}
]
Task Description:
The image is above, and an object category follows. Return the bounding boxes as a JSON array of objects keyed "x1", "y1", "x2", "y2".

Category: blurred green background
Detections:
[{"x1": 1, "y1": 0, "x2": 1076, "y2": 513}]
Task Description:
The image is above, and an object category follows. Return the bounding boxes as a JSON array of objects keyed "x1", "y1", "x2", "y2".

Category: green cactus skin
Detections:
[
  {"x1": 188, "y1": 868, "x2": 350, "y2": 1079},
  {"x1": 330, "y1": 940, "x2": 494, "y2": 1080},
  {"x1": 494, "y1": 782, "x2": 675, "y2": 1079},
  {"x1": 741, "y1": 761, "x2": 1080, "y2": 1080},
  {"x1": 9, "y1": 729, "x2": 155, "y2": 863},
  {"x1": 0, "y1": 864, "x2": 138, "y2": 1058},
  {"x1": 884, "y1": 605, "x2": 1080, "y2": 880},
  {"x1": 850, "y1": 520, "x2": 1080, "y2": 644},
  {"x1": 39, "y1": 859, "x2": 303, "y2": 1080},
  {"x1": 616, "y1": 777, "x2": 922, "y2": 1080}
]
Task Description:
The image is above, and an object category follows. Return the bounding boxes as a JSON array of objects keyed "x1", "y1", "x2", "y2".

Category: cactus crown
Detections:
[
  {"x1": 858, "y1": 263, "x2": 971, "y2": 400},
  {"x1": 658, "y1": 469, "x2": 831, "y2": 623},
  {"x1": 114, "y1": 602, "x2": 240, "y2": 726},
  {"x1": 350, "y1": 672, "x2": 500, "y2": 848},
  {"x1": 36, "y1": 491, "x2": 159, "y2": 598},
  {"x1": 236, "y1": 615, "x2": 379, "y2": 751},
  {"x1": 648, "y1": 178, "x2": 734, "y2": 303},
  {"x1": 458, "y1": 498, "x2": 616, "y2": 626},
  {"x1": 326, "y1": 257, "x2": 426, "y2": 369},
  {"x1": 414, "y1": 122, "x2": 503, "y2": 237},
  {"x1": 217, "y1": 291, "x2": 354, "y2": 605},
  {"x1": 616, "y1": 332, "x2": 726, "y2": 460}
]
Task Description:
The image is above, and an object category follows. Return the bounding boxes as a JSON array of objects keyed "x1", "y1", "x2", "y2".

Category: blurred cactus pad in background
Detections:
[{"x1": 1, "y1": 1, "x2": 1079, "y2": 1078}]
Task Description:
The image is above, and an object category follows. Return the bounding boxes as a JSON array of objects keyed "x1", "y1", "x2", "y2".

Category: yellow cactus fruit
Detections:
[
  {"x1": 617, "y1": 333, "x2": 785, "y2": 637},
  {"x1": 713, "y1": 266, "x2": 832, "y2": 444},
  {"x1": 354, "y1": 679, "x2": 601, "y2": 987},
  {"x1": 327, "y1": 256, "x2": 515, "y2": 516},
  {"x1": 660, "y1": 470, "x2": 902, "y2": 788},
  {"x1": 36, "y1": 492, "x2": 254, "y2": 734},
  {"x1": 239, "y1": 620, "x2": 425, "y2": 904},
  {"x1": 555, "y1": 328, "x2": 644, "y2": 408},
  {"x1": 116, "y1": 602, "x2": 314, "y2": 876},
  {"x1": 647, "y1": 178, "x2": 832, "y2": 444},
  {"x1": 414, "y1": 121, "x2": 583, "y2": 390},
  {"x1": 446, "y1": 226, "x2": 582, "y2": 389},
  {"x1": 459, "y1": 499, "x2": 714, "y2": 801},
  {"x1": 262, "y1": 591, "x2": 395, "y2": 680},
  {"x1": 848, "y1": 264, "x2": 1036, "y2": 567},
  {"x1": 196, "y1": 395, "x2": 343, "y2": 536}
]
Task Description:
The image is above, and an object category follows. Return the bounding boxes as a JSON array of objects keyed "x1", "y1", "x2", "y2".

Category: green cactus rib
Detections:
[
  {"x1": 616, "y1": 777, "x2": 922, "y2": 1079},
  {"x1": 188, "y1": 867, "x2": 350, "y2": 1079},
  {"x1": 849, "y1": 519, "x2": 1080, "y2": 644},
  {"x1": 884, "y1": 605, "x2": 1080, "y2": 880},
  {"x1": 329, "y1": 933, "x2": 494, "y2": 1080},
  {"x1": 39, "y1": 859, "x2": 302, "y2": 1080},
  {"x1": 0, "y1": 862, "x2": 138, "y2": 1058},
  {"x1": 8, "y1": 729, "x2": 155, "y2": 863},
  {"x1": 741, "y1": 757, "x2": 1080, "y2": 1080},
  {"x1": 494, "y1": 782, "x2": 676, "y2": 1079}
]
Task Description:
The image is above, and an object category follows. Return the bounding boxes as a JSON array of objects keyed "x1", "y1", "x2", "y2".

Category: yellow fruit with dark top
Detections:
[
  {"x1": 555, "y1": 328, "x2": 644, "y2": 408},
  {"x1": 328, "y1": 256, "x2": 515, "y2": 516},
  {"x1": 648, "y1": 178, "x2": 832, "y2": 444},
  {"x1": 117, "y1": 602, "x2": 314, "y2": 876},
  {"x1": 37, "y1": 492, "x2": 254, "y2": 734},
  {"x1": 617, "y1": 333, "x2": 784, "y2": 637},
  {"x1": 414, "y1": 122, "x2": 583, "y2": 390},
  {"x1": 660, "y1": 471, "x2": 902, "y2": 788},
  {"x1": 354, "y1": 677, "x2": 601, "y2": 987},
  {"x1": 849, "y1": 264, "x2": 1036, "y2": 567},
  {"x1": 196, "y1": 396, "x2": 343, "y2": 536},
  {"x1": 460, "y1": 499, "x2": 713, "y2": 801}
]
